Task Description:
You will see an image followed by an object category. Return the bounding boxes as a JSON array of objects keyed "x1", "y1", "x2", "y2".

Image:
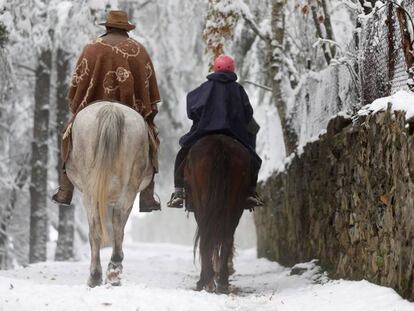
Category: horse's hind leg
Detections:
[
  {"x1": 196, "y1": 237, "x2": 215, "y2": 292},
  {"x1": 106, "y1": 203, "x2": 133, "y2": 286},
  {"x1": 105, "y1": 207, "x2": 123, "y2": 285},
  {"x1": 216, "y1": 235, "x2": 234, "y2": 294},
  {"x1": 85, "y1": 200, "x2": 103, "y2": 287},
  {"x1": 227, "y1": 247, "x2": 235, "y2": 276}
]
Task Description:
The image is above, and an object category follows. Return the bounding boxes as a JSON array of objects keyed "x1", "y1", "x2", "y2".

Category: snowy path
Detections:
[{"x1": 0, "y1": 243, "x2": 413, "y2": 311}]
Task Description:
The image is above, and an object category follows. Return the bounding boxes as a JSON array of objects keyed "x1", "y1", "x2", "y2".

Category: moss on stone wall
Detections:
[{"x1": 255, "y1": 108, "x2": 414, "y2": 300}]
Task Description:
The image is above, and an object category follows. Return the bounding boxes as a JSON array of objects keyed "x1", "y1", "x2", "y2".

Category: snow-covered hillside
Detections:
[{"x1": 0, "y1": 243, "x2": 412, "y2": 311}]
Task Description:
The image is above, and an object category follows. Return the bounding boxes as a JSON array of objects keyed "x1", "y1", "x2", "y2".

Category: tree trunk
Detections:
[
  {"x1": 396, "y1": 7, "x2": 414, "y2": 71},
  {"x1": 311, "y1": 3, "x2": 331, "y2": 65},
  {"x1": 270, "y1": 0, "x2": 298, "y2": 155},
  {"x1": 1, "y1": 188, "x2": 19, "y2": 268},
  {"x1": 0, "y1": 161, "x2": 29, "y2": 268},
  {"x1": 310, "y1": 0, "x2": 336, "y2": 65},
  {"x1": 387, "y1": 2, "x2": 396, "y2": 87},
  {"x1": 29, "y1": 49, "x2": 51, "y2": 264},
  {"x1": 396, "y1": 6, "x2": 414, "y2": 91},
  {"x1": 320, "y1": 0, "x2": 336, "y2": 58},
  {"x1": 54, "y1": 49, "x2": 75, "y2": 261},
  {"x1": 0, "y1": 53, "x2": 12, "y2": 269},
  {"x1": 0, "y1": 190, "x2": 11, "y2": 268}
]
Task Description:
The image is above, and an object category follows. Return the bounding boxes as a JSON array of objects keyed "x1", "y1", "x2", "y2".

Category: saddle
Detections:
[{"x1": 60, "y1": 102, "x2": 160, "y2": 172}]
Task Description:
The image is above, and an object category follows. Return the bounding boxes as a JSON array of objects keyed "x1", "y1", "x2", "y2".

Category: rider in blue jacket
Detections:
[{"x1": 167, "y1": 55, "x2": 263, "y2": 209}]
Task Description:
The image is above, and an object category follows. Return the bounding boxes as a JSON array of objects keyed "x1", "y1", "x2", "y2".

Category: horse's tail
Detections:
[
  {"x1": 90, "y1": 104, "x2": 125, "y2": 242},
  {"x1": 194, "y1": 140, "x2": 231, "y2": 263}
]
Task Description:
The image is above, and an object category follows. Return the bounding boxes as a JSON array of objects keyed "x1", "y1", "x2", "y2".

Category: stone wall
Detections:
[{"x1": 254, "y1": 109, "x2": 414, "y2": 300}]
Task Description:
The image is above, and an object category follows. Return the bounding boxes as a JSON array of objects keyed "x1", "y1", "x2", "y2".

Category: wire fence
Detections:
[{"x1": 359, "y1": 1, "x2": 414, "y2": 105}]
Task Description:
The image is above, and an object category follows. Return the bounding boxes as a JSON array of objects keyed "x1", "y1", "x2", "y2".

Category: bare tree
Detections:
[
  {"x1": 269, "y1": 0, "x2": 298, "y2": 155},
  {"x1": 54, "y1": 49, "x2": 74, "y2": 261},
  {"x1": 203, "y1": 0, "x2": 298, "y2": 155},
  {"x1": 29, "y1": 47, "x2": 52, "y2": 264},
  {"x1": 0, "y1": 38, "x2": 29, "y2": 268},
  {"x1": 203, "y1": 0, "x2": 240, "y2": 68},
  {"x1": 0, "y1": 26, "x2": 11, "y2": 268},
  {"x1": 0, "y1": 161, "x2": 29, "y2": 268},
  {"x1": 396, "y1": 5, "x2": 414, "y2": 91},
  {"x1": 309, "y1": 0, "x2": 336, "y2": 65}
]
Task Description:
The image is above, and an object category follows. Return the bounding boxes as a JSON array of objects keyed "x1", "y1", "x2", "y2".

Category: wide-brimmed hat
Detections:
[{"x1": 99, "y1": 10, "x2": 135, "y2": 31}]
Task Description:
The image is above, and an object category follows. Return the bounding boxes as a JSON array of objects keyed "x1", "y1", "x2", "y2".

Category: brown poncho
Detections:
[
  {"x1": 68, "y1": 37, "x2": 160, "y2": 117},
  {"x1": 62, "y1": 37, "x2": 161, "y2": 168}
]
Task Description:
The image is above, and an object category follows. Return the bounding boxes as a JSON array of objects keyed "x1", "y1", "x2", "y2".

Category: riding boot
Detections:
[
  {"x1": 246, "y1": 189, "x2": 264, "y2": 209},
  {"x1": 167, "y1": 145, "x2": 190, "y2": 209},
  {"x1": 52, "y1": 172, "x2": 74, "y2": 207},
  {"x1": 167, "y1": 189, "x2": 184, "y2": 208},
  {"x1": 139, "y1": 177, "x2": 161, "y2": 212},
  {"x1": 245, "y1": 160, "x2": 264, "y2": 209}
]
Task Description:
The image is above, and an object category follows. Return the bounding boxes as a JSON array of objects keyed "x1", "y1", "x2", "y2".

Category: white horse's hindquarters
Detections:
[{"x1": 66, "y1": 101, "x2": 153, "y2": 203}]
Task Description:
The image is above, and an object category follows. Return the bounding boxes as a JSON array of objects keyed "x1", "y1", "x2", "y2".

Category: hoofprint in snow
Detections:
[{"x1": 0, "y1": 243, "x2": 413, "y2": 311}]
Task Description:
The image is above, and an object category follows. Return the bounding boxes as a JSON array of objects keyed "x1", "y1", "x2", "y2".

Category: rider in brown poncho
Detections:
[{"x1": 52, "y1": 10, "x2": 161, "y2": 212}]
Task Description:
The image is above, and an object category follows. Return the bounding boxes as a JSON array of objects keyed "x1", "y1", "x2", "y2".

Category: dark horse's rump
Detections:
[{"x1": 184, "y1": 134, "x2": 250, "y2": 293}]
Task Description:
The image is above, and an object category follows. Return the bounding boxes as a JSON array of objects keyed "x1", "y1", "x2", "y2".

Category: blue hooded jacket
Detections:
[{"x1": 179, "y1": 71, "x2": 261, "y2": 165}]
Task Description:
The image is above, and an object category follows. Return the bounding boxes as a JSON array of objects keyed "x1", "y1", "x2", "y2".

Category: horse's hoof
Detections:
[
  {"x1": 87, "y1": 276, "x2": 102, "y2": 288},
  {"x1": 107, "y1": 262, "x2": 123, "y2": 273},
  {"x1": 205, "y1": 281, "x2": 216, "y2": 293},
  {"x1": 196, "y1": 281, "x2": 204, "y2": 291},
  {"x1": 216, "y1": 283, "x2": 230, "y2": 295},
  {"x1": 105, "y1": 277, "x2": 121, "y2": 286},
  {"x1": 106, "y1": 263, "x2": 122, "y2": 286},
  {"x1": 196, "y1": 280, "x2": 216, "y2": 293},
  {"x1": 105, "y1": 272, "x2": 122, "y2": 286}
]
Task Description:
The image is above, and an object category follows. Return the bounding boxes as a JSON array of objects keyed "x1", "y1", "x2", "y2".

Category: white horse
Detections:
[{"x1": 66, "y1": 101, "x2": 153, "y2": 287}]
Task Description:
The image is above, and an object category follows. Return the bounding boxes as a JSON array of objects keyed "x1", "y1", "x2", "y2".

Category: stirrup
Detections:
[
  {"x1": 246, "y1": 193, "x2": 264, "y2": 210},
  {"x1": 140, "y1": 192, "x2": 161, "y2": 212},
  {"x1": 167, "y1": 191, "x2": 184, "y2": 208}
]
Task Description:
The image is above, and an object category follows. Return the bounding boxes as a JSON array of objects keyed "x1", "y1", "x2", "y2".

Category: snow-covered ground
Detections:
[{"x1": 0, "y1": 243, "x2": 412, "y2": 311}]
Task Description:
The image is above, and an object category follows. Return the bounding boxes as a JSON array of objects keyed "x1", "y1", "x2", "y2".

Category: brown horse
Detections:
[{"x1": 184, "y1": 134, "x2": 251, "y2": 294}]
